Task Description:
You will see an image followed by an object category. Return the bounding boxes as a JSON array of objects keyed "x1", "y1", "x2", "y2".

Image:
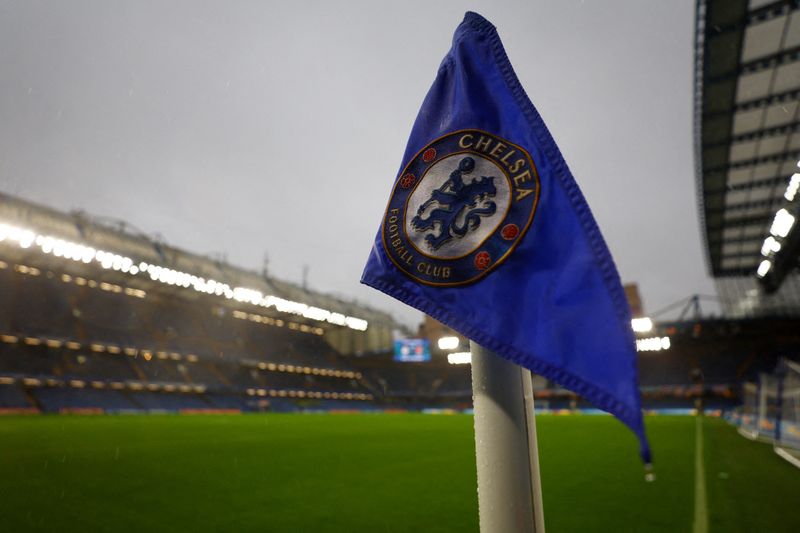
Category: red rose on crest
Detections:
[
  {"x1": 400, "y1": 173, "x2": 416, "y2": 189},
  {"x1": 501, "y1": 224, "x2": 519, "y2": 240},
  {"x1": 474, "y1": 251, "x2": 491, "y2": 270}
]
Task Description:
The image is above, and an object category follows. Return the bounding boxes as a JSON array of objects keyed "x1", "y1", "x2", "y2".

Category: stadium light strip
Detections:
[
  {"x1": 447, "y1": 352, "x2": 472, "y2": 364},
  {"x1": 785, "y1": 173, "x2": 800, "y2": 202},
  {"x1": 5, "y1": 261, "x2": 147, "y2": 298},
  {"x1": 757, "y1": 162, "x2": 800, "y2": 278},
  {"x1": 770, "y1": 209, "x2": 795, "y2": 239},
  {"x1": 437, "y1": 336, "x2": 460, "y2": 350},
  {"x1": 1, "y1": 374, "x2": 208, "y2": 394},
  {"x1": 245, "y1": 388, "x2": 373, "y2": 401},
  {"x1": 757, "y1": 259, "x2": 772, "y2": 278},
  {"x1": 232, "y1": 309, "x2": 324, "y2": 336},
  {"x1": 635, "y1": 336, "x2": 670, "y2": 352},
  {"x1": 0, "y1": 222, "x2": 368, "y2": 331},
  {"x1": 245, "y1": 359, "x2": 361, "y2": 379},
  {"x1": 760, "y1": 236, "x2": 781, "y2": 257}
]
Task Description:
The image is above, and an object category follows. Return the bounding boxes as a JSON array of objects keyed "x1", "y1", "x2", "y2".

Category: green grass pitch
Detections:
[{"x1": 1, "y1": 414, "x2": 798, "y2": 532}]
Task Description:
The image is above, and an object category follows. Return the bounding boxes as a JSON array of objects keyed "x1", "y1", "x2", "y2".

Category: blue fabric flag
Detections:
[{"x1": 361, "y1": 11, "x2": 651, "y2": 463}]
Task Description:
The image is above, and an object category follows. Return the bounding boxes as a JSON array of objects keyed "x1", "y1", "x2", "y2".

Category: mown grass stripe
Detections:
[{"x1": 693, "y1": 415, "x2": 708, "y2": 533}]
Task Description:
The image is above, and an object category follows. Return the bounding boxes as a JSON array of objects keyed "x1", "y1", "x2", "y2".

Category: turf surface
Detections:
[{"x1": 0, "y1": 414, "x2": 798, "y2": 532}]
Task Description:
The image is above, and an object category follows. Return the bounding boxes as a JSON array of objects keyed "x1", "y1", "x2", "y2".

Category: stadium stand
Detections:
[
  {"x1": 2, "y1": 192, "x2": 797, "y2": 416},
  {"x1": 0, "y1": 382, "x2": 32, "y2": 409},
  {"x1": 0, "y1": 193, "x2": 396, "y2": 414},
  {"x1": 42, "y1": 388, "x2": 138, "y2": 412}
]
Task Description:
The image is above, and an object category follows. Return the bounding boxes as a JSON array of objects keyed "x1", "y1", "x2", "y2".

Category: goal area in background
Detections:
[{"x1": 737, "y1": 359, "x2": 800, "y2": 469}]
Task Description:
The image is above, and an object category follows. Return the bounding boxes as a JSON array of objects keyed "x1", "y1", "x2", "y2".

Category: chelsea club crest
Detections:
[{"x1": 381, "y1": 129, "x2": 540, "y2": 286}]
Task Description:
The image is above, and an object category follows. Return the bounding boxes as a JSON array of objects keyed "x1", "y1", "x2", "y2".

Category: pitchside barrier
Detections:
[{"x1": 735, "y1": 358, "x2": 800, "y2": 469}]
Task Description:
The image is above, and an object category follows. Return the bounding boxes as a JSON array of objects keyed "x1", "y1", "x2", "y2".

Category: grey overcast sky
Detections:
[{"x1": 0, "y1": 0, "x2": 715, "y2": 327}]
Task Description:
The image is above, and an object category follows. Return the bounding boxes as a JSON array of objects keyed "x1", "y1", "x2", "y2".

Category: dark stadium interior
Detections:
[
  {"x1": 0, "y1": 255, "x2": 375, "y2": 414},
  {"x1": 3, "y1": 240, "x2": 799, "y2": 416}
]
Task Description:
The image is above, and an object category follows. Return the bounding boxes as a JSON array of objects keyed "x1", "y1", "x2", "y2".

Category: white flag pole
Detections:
[{"x1": 470, "y1": 340, "x2": 545, "y2": 533}]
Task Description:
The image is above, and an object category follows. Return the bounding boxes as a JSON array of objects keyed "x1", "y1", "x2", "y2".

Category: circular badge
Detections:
[{"x1": 381, "y1": 129, "x2": 540, "y2": 286}]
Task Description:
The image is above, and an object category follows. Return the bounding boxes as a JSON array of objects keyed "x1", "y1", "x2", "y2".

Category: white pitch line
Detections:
[
  {"x1": 737, "y1": 426, "x2": 758, "y2": 441},
  {"x1": 693, "y1": 416, "x2": 709, "y2": 533},
  {"x1": 775, "y1": 446, "x2": 800, "y2": 470}
]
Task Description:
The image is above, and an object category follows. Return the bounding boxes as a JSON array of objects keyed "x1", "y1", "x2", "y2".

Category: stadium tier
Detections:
[
  {"x1": 0, "y1": 274, "x2": 375, "y2": 414},
  {"x1": 0, "y1": 193, "x2": 395, "y2": 414},
  {"x1": 2, "y1": 192, "x2": 797, "y2": 415},
  {"x1": 0, "y1": 260, "x2": 787, "y2": 413},
  {"x1": 0, "y1": 274, "x2": 791, "y2": 415}
]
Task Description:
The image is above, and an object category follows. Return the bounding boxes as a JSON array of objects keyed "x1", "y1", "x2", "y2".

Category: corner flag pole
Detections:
[{"x1": 470, "y1": 341, "x2": 545, "y2": 533}]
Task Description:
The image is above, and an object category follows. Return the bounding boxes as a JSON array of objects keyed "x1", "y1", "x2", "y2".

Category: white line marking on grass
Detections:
[
  {"x1": 737, "y1": 426, "x2": 758, "y2": 441},
  {"x1": 693, "y1": 416, "x2": 708, "y2": 533},
  {"x1": 775, "y1": 446, "x2": 800, "y2": 469}
]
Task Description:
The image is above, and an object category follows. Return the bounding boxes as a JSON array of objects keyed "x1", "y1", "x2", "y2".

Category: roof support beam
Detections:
[
  {"x1": 706, "y1": 45, "x2": 800, "y2": 85},
  {"x1": 720, "y1": 250, "x2": 763, "y2": 260},
  {"x1": 702, "y1": 121, "x2": 800, "y2": 149},
  {"x1": 708, "y1": 234, "x2": 762, "y2": 245},
  {"x1": 705, "y1": 175, "x2": 789, "y2": 196},
  {"x1": 706, "y1": 198, "x2": 782, "y2": 215},
  {"x1": 733, "y1": 87, "x2": 800, "y2": 114},
  {"x1": 704, "y1": 150, "x2": 799, "y2": 173},
  {"x1": 706, "y1": 213, "x2": 767, "y2": 229}
]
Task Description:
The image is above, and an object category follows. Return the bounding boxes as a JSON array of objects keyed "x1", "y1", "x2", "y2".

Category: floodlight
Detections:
[
  {"x1": 438, "y1": 336, "x2": 460, "y2": 350},
  {"x1": 770, "y1": 209, "x2": 795, "y2": 238},
  {"x1": 447, "y1": 352, "x2": 472, "y2": 364},
  {"x1": 757, "y1": 260, "x2": 771, "y2": 278},
  {"x1": 785, "y1": 174, "x2": 800, "y2": 201},
  {"x1": 761, "y1": 236, "x2": 781, "y2": 256}
]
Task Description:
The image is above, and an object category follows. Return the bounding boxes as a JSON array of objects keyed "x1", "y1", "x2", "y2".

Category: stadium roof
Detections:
[{"x1": 694, "y1": 0, "x2": 799, "y2": 279}]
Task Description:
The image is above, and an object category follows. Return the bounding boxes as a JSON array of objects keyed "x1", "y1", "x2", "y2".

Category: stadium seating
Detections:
[
  {"x1": 33, "y1": 388, "x2": 138, "y2": 412},
  {"x1": 436, "y1": 366, "x2": 472, "y2": 395},
  {"x1": 0, "y1": 383, "x2": 32, "y2": 408},
  {"x1": 60, "y1": 352, "x2": 140, "y2": 381},
  {"x1": 0, "y1": 259, "x2": 766, "y2": 416},
  {"x1": 126, "y1": 391, "x2": 211, "y2": 411},
  {"x1": 205, "y1": 393, "x2": 247, "y2": 410},
  {"x1": 0, "y1": 266, "x2": 374, "y2": 413},
  {"x1": 0, "y1": 344, "x2": 59, "y2": 376}
]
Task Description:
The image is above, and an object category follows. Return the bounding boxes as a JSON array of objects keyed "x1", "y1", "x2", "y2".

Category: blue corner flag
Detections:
[{"x1": 361, "y1": 12, "x2": 651, "y2": 463}]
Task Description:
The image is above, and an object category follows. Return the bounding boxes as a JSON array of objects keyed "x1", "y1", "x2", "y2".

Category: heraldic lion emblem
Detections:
[{"x1": 410, "y1": 156, "x2": 498, "y2": 251}]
